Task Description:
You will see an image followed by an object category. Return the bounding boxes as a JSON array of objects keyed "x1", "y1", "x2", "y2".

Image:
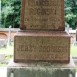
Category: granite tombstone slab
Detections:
[
  {"x1": 14, "y1": 0, "x2": 71, "y2": 64},
  {"x1": 20, "y1": 0, "x2": 65, "y2": 30},
  {"x1": 7, "y1": 59, "x2": 76, "y2": 77},
  {"x1": 14, "y1": 31, "x2": 70, "y2": 63}
]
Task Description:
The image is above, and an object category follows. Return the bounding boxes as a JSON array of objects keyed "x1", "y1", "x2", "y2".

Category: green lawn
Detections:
[
  {"x1": 0, "y1": 43, "x2": 14, "y2": 66},
  {"x1": 0, "y1": 44, "x2": 14, "y2": 55},
  {"x1": 71, "y1": 45, "x2": 77, "y2": 57}
]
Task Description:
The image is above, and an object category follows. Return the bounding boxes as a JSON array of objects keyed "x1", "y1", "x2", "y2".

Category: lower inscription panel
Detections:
[{"x1": 14, "y1": 31, "x2": 70, "y2": 63}]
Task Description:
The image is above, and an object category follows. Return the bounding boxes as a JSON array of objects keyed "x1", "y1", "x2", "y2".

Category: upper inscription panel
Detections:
[{"x1": 20, "y1": 0, "x2": 65, "y2": 30}]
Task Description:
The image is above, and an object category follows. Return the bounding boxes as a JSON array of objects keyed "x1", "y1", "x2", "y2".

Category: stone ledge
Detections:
[
  {"x1": 8, "y1": 58, "x2": 75, "y2": 68},
  {"x1": 7, "y1": 58, "x2": 76, "y2": 77}
]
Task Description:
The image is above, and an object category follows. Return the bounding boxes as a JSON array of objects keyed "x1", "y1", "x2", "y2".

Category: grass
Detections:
[
  {"x1": 0, "y1": 43, "x2": 14, "y2": 55},
  {"x1": 0, "y1": 63, "x2": 7, "y2": 67},
  {"x1": 0, "y1": 43, "x2": 13, "y2": 67},
  {"x1": 70, "y1": 45, "x2": 77, "y2": 57}
]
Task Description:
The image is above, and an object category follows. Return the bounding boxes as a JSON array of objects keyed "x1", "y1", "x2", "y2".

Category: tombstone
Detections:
[
  {"x1": 20, "y1": 0, "x2": 65, "y2": 30},
  {"x1": 0, "y1": 39, "x2": 7, "y2": 48},
  {"x1": 14, "y1": 0, "x2": 70, "y2": 63},
  {"x1": 0, "y1": 33, "x2": 7, "y2": 48},
  {"x1": 7, "y1": 58, "x2": 76, "y2": 77},
  {"x1": 7, "y1": 0, "x2": 76, "y2": 76},
  {"x1": 0, "y1": 54, "x2": 5, "y2": 62},
  {"x1": 14, "y1": 31, "x2": 70, "y2": 63},
  {"x1": 74, "y1": 29, "x2": 77, "y2": 45}
]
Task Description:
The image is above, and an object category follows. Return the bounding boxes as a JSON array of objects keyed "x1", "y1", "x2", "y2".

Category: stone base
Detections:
[
  {"x1": 7, "y1": 58, "x2": 76, "y2": 77},
  {"x1": 14, "y1": 31, "x2": 70, "y2": 63}
]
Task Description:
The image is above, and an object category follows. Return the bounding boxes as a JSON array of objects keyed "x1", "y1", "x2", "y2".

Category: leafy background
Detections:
[{"x1": 1, "y1": 0, "x2": 21, "y2": 28}]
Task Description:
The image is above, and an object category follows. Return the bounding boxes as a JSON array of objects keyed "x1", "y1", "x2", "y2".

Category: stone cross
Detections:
[{"x1": 8, "y1": 26, "x2": 11, "y2": 45}]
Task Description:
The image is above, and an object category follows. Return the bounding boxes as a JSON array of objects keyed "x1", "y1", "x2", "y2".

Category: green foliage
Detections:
[
  {"x1": 65, "y1": 0, "x2": 77, "y2": 29},
  {"x1": 1, "y1": 0, "x2": 21, "y2": 28}
]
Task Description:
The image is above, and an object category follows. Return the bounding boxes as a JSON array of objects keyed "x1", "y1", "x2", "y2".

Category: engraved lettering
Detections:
[{"x1": 24, "y1": 0, "x2": 64, "y2": 30}]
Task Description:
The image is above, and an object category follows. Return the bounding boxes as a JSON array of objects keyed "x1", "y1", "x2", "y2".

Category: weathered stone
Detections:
[
  {"x1": 20, "y1": 0, "x2": 65, "y2": 30},
  {"x1": 0, "y1": 39, "x2": 7, "y2": 48},
  {"x1": 14, "y1": 31, "x2": 70, "y2": 63},
  {"x1": 7, "y1": 59, "x2": 76, "y2": 77}
]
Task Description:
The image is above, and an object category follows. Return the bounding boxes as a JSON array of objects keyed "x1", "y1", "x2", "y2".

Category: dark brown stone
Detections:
[
  {"x1": 20, "y1": 0, "x2": 65, "y2": 31},
  {"x1": 14, "y1": 31, "x2": 70, "y2": 63}
]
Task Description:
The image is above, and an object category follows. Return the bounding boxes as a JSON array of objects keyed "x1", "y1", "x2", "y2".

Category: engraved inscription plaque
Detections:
[
  {"x1": 20, "y1": 0, "x2": 65, "y2": 30},
  {"x1": 14, "y1": 31, "x2": 70, "y2": 63}
]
